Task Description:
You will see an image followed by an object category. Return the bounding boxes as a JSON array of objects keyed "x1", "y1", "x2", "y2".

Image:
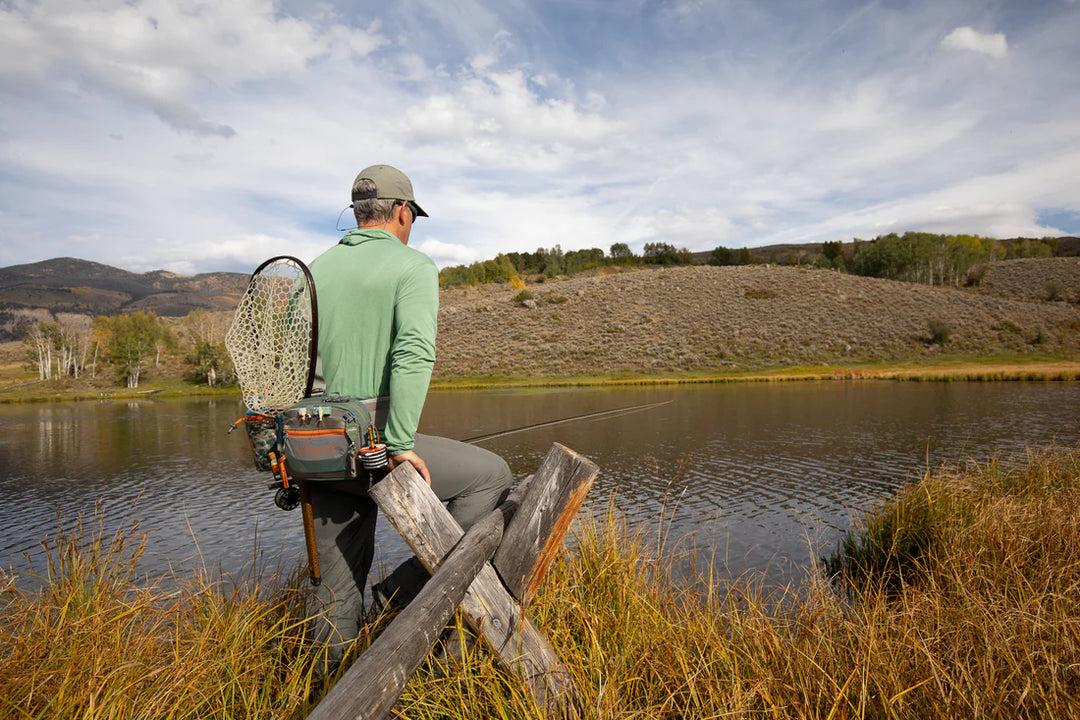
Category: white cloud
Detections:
[
  {"x1": 0, "y1": 0, "x2": 386, "y2": 136},
  {"x1": 1, "y1": 0, "x2": 1079, "y2": 276},
  {"x1": 625, "y1": 207, "x2": 739, "y2": 249},
  {"x1": 117, "y1": 231, "x2": 329, "y2": 274},
  {"x1": 397, "y1": 64, "x2": 622, "y2": 172},
  {"x1": 941, "y1": 26, "x2": 1008, "y2": 59},
  {"x1": 753, "y1": 149, "x2": 1080, "y2": 246},
  {"x1": 412, "y1": 238, "x2": 479, "y2": 267}
]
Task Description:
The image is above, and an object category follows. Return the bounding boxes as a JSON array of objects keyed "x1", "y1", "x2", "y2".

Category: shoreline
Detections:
[
  {"x1": 429, "y1": 353, "x2": 1080, "y2": 389},
  {"x1": 3, "y1": 444, "x2": 1078, "y2": 717},
  {"x1": 1, "y1": 353, "x2": 1077, "y2": 403}
]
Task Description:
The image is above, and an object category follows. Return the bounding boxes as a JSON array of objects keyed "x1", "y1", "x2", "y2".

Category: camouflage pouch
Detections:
[{"x1": 243, "y1": 414, "x2": 279, "y2": 472}]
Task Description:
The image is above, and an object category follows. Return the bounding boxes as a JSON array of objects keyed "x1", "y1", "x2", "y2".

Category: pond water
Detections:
[{"x1": 1, "y1": 382, "x2": 1077, "y2": 587}]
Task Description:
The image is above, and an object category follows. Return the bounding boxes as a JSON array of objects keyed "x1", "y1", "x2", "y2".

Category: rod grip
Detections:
[{"x1": 299, "y1": 480, "x2": 321, "y2": 586}]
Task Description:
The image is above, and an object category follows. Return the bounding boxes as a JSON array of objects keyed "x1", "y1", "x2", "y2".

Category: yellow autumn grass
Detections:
[{"x1": 3, "y1": 444, "x2": 1079, "y2": 718}]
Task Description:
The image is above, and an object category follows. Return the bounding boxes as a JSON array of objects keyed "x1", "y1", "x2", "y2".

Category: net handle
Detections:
[{"x1": 246, "y1": 255, "x2": 320, "y2": 399}]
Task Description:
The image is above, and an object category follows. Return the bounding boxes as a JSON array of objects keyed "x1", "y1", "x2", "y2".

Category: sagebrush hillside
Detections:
[
  {"x1": 1, "y1": 257, "x2": 1078, "y2": 390},
  {"x1": 433, "y1": 259, "x2": 1080, "y2": 377}
]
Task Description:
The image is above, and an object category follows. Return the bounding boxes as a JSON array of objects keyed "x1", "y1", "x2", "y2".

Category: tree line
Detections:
[
  {"x1": 438, "y1": 242, "x2": 695, "y2": 288},
  {"x1": 23, "y1": 308, "x2": 234, "y2": 389},
  {"x1": 439, "y1": 233, "x2": 1066, "y2": 289},
  {"x1": 826, "y1": 233, "x2": 1060, "y2": 287}
]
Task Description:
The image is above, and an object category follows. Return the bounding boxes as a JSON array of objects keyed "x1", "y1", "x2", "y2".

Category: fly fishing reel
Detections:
[
  {"x1": 266, "y1": 450, "x2": 300, "y2": 510},
  {"x1": 274, "y1": 484, "x2": 301, "y2": 511}
]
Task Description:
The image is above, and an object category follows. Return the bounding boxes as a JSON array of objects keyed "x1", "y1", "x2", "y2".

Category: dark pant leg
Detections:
[
  {"x1": 419, "y1": 433, "x2": 514, "y2": 530},
  {"x1": 374, "y1": 434, "x2": 514, "y2": 606},
  {"x1": 306, "y1": 480, "x2": 378, "y2": 662}
]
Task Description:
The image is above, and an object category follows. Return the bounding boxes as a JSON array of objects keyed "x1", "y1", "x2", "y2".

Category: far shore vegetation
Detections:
[
  {"x1": 2, "y1": 354, "x2": 1079, "y2": 404},
  {"x1": 2, "y1": 230, "x2": 1076, "y2": 404},
  {"x1": 2, "y1": 444, "x2": 1078, "y2": 718},
  {"x1": 437, "y1": 231, "x2": 1068, "y2": 289}
]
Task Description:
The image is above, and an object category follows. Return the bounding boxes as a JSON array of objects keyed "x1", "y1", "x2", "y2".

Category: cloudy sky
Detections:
[{"x1": 1, "y1": 0, "x2": 1078, "y2": 274}]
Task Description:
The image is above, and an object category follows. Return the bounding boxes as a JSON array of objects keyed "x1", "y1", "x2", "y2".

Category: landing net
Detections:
[{"x1": 225, "y1": 255, "x2": 317, "y2": 414}]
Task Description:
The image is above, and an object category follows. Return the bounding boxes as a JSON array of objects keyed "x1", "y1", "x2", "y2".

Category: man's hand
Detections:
[{"x1": 388, "y1": 450, "x2": 431, "y2": 486}]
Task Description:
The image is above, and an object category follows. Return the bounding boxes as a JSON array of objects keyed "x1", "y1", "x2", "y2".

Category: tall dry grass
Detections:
[
  {"x1": 401, "y1": 445, "x2": 1080, "y2": 719},
  {"x1": 3, "y1": 444, "x2": 1078, "y2": 718},
  {"x1": 0, "y1": 514, "x2": 332, "y2": 719}
]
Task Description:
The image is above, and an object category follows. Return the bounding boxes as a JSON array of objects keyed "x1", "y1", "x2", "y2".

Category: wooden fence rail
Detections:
[{"x1": 307, "y1": 443, "x2": 598, "y2": 720}]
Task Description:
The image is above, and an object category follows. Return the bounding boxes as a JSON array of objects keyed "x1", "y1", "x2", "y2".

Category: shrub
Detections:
[
  {"x1": 1045, "y1": 281, "x2": 1064, "y2": 302},
  {"x1": 927, "y1": 319, "x2": 952, "y2": 344},
  {"x1": 511, "y1": 290, "x2": 534, "y2": 306},
  {"x1": 823, "y1": 476, "x2": 944, "y2": 595},
  {"x1": 965, "y1": 263, "x2": 988, "y2": 286},
  {"x1": 745, "y1": 287, "x2": 781, "y2": 299}
]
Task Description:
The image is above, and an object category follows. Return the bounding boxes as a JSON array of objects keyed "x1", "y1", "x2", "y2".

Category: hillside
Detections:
[
  {"x1": 1, "y1": 257, "x2": 1078, "y2": 388},
  {"x1": 0, "y1": 257, "x2": 247, "y2": 317},
  {"x1": 0, "y1": 257, "x2": 249, "y2": 341},
  {"x1": 978, "y1": 257, "x2": 1080, "y2": 303},
  {"x1": 433, "y1": 259, "x2": 1080, "y2": 377}
]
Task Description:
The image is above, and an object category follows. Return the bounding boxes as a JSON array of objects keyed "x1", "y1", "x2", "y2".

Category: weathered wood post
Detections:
[
  {"x1": 495, "y1": 443, "x2": 598, "y2": 605},
  {"x1": 306, "y1": 502, "x2": 506, "y2": 720},
  {"x1": 307, "y1": 443, "x2": 598, "y2": 720},
  {"x1": 369, "y1": 461, "x2": 586, "y2": 714}
]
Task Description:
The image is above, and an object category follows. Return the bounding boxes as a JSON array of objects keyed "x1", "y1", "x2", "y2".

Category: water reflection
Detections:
[
  {"x1": 424, "y1": 382, "x2": 1079, "y2": 583},
  {"x1": 1, "y1": 382, "x2": 1077, "y2": 586}
]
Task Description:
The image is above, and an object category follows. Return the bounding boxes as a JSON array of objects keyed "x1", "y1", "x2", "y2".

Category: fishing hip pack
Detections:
[
  {"x1": 232, "y1": 393, "x2": 388, "y2": 483},
  {"x1": 280, "y1": 394, "x2": 386, "y2": 481}
]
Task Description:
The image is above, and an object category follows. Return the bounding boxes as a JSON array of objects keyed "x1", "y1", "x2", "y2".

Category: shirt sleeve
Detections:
[{"x1": 385, "y1": 256, "x2": 439, "y2": 453}]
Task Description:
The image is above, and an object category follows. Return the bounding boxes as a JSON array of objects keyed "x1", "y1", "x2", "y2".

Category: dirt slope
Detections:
[
  {"x1": 434, "y1": 263, "x2": 1080, "y2": 378},
  {"x1": 4, "y1": 259, "x2": 1078, "y2": 388},
  {"x1": 979, "y1": 257, "x2": 1080, "y2": 303}
]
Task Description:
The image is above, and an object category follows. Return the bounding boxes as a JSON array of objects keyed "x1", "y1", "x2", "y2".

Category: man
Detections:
[{"x1": 307, "y1": 164, "x2": 513, "y2": 663}]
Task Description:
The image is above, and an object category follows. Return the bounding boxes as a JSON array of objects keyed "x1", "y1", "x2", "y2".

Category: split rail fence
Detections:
[{"x1": 307, "y1": 442, "x2": 599, "y2": 720}]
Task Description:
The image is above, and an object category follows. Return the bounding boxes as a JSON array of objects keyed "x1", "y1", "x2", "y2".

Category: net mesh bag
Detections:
[{"x1": 225, "y1": 257, "x2": 314, "y2": 414}]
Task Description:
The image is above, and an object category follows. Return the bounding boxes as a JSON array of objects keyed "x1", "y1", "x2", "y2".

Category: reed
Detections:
[
  {"x1": 3, "y1": 444, "x2": 1079, "y2": 718},
  {"x1": 401, "y1": 445, "x2": 1080, "y2": 719},
  {"x1": 0, "y1": 513, "x2": 330, "y2": 719}
]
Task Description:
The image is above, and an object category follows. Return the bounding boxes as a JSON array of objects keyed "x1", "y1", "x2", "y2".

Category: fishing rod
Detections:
[
  {"x1": 247, "y1": 398, "x2": 671, "y2": 508},
  {"x1": 461, "y1": 399, "x2": 672, "y2": 444}
]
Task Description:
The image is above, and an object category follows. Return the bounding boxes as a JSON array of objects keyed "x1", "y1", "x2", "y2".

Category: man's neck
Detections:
[{"x1": 358, "y1": 222, "x2": 409, "y2": 245}]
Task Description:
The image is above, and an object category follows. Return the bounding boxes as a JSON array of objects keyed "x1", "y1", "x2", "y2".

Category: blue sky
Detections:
[{"x1": 1, "y1": 0, "x2": 1078, "y2": 274}]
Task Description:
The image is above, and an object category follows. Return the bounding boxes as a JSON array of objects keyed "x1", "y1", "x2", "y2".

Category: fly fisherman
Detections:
[{"x1": 307, "y1": 164, "x2": 513, "y2": 665}]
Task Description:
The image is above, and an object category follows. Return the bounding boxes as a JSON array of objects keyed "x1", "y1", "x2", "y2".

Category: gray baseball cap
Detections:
[{"x1": 350, "y1": 164, "x2": 429, "y2": 218}]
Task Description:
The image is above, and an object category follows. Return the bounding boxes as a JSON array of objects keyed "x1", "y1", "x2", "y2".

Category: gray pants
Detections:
[{"x1": 307, "y1": 433, "x2": 513, "y2": 661}]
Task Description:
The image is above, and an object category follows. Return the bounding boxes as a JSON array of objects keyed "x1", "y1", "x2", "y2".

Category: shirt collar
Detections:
[{"x1": 339, "y1": 228, "x2": 398, "y2": 246}]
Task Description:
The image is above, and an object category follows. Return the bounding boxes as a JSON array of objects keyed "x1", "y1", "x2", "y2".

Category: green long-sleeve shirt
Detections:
[{"x1": 309, "y1": 228, "x2": 438, "y2": 454}]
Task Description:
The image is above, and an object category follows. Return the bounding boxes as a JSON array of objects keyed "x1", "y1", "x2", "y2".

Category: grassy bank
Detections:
[
  {"x1": 0, "y1": 381, "x2": 240, "y2": 404},
  {"x1": 3, "y1": 444, "x2": 1078, "y2": 718},
  {"x1": 0, "y1": 516, "x2": 324, "y2": 718},
  {"x1": 2, "y1": 353, "x2": 1076, "y2": 403},
  {"x1": 405, "y1": 444, "x2": 1080, "y2": 718},
  {"x1": 429, "y1": 354, "x2": 1080, "y2": 389}
]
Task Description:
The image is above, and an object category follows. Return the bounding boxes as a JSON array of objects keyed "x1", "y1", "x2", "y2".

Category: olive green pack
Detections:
[{"x1": 278, "y1": 394, "x2": 374, "y2": 481}]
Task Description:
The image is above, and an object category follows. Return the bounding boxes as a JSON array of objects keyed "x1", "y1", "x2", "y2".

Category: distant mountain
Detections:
[{"x1": 0, "y1": 257, "x2": 248, "y2": 318}]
